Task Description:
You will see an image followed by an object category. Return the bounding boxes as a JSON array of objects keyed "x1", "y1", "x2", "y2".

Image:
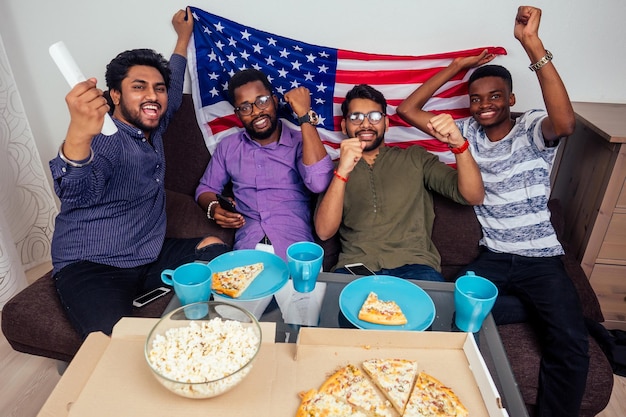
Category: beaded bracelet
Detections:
[{"x1": 206, "y1": 200, "x2": 219, "y2": 220}]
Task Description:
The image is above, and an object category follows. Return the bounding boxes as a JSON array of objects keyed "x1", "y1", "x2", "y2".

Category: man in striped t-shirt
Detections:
[{"x1": 398, "y1": 6, "x2": 589, "y2": 417}]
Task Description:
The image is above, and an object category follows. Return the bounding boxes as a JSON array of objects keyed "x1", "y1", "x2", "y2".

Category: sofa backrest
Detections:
[
  {"x1": 163, "y1": 94, "x2": 211, "y2": 198},
  {"x1": 431, "y1": 193, "x2": 482, "y2": 280}
]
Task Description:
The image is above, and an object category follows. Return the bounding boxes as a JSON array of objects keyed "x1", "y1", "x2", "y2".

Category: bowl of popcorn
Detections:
[{"x1": 145, "y1": 301, "x2": 262, "y2": 399}]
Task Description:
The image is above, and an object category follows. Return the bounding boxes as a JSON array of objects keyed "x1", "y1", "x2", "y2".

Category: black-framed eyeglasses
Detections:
[
  {"x1": 347, "y1": 111, "x2": 386, "y2": 125},
  {"x1": 234, "y1": 95, "x2": 272, "y2": 116}
]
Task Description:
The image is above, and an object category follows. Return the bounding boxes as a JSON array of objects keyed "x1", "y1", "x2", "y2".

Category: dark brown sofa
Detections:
[{"x1": 1, "y1": 95, "x2": 613, "y2": 416}]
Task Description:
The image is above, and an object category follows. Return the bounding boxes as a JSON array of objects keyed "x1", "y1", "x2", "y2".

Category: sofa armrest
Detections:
[{"x1": 548, "y1": 199, "x2": 604, "y2": 322}]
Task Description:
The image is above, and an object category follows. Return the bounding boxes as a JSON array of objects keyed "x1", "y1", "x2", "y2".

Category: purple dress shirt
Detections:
[{"x1": 195, "y1": 122, "x2": 333, "y2": 260}]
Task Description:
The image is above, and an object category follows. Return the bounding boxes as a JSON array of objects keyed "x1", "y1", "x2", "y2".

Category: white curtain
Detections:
[{"x1": 0, "y1": 34, "x2": 57, "y2": 309}]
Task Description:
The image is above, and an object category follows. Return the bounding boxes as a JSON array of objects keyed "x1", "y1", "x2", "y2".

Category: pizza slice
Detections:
[
  {"x1": 358, "y1": 292, "x2": 408, "y2": 326},
  {"x1": 211, "y1": 262, "x2": 264, "y2": 298},
  {"x1": 319, "y1": 364, "x2": 398, "y2": 417},
  {"x1": 361, "y1": 358, "x2": 418, "y2": 415},
  {"x1": 296, "y1": 388, "x2": 370, "y2": 417},
  {"x1": 403, "y1": 371, "x2": 469, "y2": 417}
]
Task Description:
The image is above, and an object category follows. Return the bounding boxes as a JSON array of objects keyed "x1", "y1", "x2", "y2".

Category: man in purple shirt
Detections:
[{"x1": 196, "y1": 69, "x2": 334, "y2": 260}]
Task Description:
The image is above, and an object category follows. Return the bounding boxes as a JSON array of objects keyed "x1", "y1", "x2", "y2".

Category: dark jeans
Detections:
[
  {"x1": 54, "y1": 238, "x2": 230, "y2": 339},
  {"x1": 458, "y1": 250, "x2": 589, "y2": 417},
  {"x1": 335, "y1": 263, "x2": 445, "y2": 282}
]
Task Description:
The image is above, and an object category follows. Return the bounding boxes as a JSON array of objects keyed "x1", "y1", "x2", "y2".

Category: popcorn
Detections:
[{"x1": 147, "y1": 317, "x2": 260, "y2": 398}]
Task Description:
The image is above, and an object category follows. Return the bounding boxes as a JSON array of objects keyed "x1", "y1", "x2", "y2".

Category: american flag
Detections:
[{"x1": 187, "y1": 7, "x2": 506, "y2": 163}]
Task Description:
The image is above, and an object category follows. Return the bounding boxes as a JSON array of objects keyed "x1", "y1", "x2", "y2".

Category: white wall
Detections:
[{"x1": 1, "y1": 0, "x2": 625, "y2": 172}]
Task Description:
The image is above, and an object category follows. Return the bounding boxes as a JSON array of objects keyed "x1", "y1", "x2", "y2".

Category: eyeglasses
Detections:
[
  {"x1": 347, "y1": 111, "x2": 385, "y2": 125},
  {"x1": 234, "y1": 95, "x2": 272, "y2": 116}
]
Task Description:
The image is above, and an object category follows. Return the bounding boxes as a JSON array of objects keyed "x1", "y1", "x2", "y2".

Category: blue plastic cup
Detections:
[
  {"x1": 454, "y1": 271, "x2": 498, "y2": 332},
  {"x1": 286, "y1": 241, "x2": 324, "y2": 293},
  {"x1": 161, "y1": 263, "x2": 212, "y2": 318}
]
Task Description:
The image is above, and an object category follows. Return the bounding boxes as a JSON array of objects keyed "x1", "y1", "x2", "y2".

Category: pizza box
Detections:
[{"x1": 38, "y1": 317, "x2": 509, "y2": 417}]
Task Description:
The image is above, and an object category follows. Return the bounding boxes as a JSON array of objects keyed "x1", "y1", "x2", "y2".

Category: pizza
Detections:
[
  {"x1": 296, "y1": 361, "x2": 468, "y2": 417},
  {"x1": 319, "y1": 364, "x2": 398, "y2": 417},
  {"x1": 361, "y1": 359, "x2": 418, "y2": 415},
  {"x1": 211, "y1": 262, "x2": 264, "y2": 298},
  {"x1": 403, "y1": 372, "x2": 469, "y2": 417},
  {"x1": 358, "y1": 292, "x2": 408, "y2": 325},
  {"x1": 296, "y1": 389, "x2": 370, "y2": 417}
]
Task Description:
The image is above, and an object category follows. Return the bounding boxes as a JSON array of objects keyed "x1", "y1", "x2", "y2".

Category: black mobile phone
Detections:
[
  {"x1": 344, "y1": 263, "x2": 376, "y2": 276},
  {"x1": 132, "y1": 286, "x2": 171, "y2": 307},
  {"x1": 217, "y1": 194, "x2": 238, "y2": 213}
]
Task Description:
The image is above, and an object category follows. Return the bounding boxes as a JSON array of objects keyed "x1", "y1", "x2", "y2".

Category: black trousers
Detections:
[
  {"x1": 55, "y1": 238, "x2": 230, "y2": 339},
  {"x1": 458, "y1": 250, "x2": 590, "y2": 417}
]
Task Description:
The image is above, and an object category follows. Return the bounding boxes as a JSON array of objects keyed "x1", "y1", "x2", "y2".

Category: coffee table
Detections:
[{"x1": 166, "y1": 272, "x2": 528, "y2": 417}]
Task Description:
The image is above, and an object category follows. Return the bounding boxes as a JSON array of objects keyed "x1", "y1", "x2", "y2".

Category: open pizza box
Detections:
[{"x1": 38, "y1": 317, "x2": 509, "y2": 417}]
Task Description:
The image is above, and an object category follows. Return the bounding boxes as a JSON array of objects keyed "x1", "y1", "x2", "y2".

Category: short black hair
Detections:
[
  {"x1": 341, "y1": 84, "x2": 387, "y2": 117},
  {"x1": 227, "y1": 69, "x2": 273, "y2": 104},
  {"x1": 105, "y1": 49, "x2": 170, "y2": 92},
  {"x1": 468, "y1": 64, "x2": 513, "y2": 92}
]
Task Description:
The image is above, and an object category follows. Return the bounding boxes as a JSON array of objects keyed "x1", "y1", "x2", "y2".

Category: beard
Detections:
[
  {"x1": 117, "y1": 98, "x2": 161, "y2": 133},
  {"x1": 243, "y1": 114, "x2": 279, "y2": 140},
  {"x1": 354, "y1": 128, "x2": 385, "y2": 152}
]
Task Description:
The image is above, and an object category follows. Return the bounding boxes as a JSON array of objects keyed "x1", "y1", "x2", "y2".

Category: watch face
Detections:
[{"x1": 299, "y1": 110, "x2": 319, "y2": 126}]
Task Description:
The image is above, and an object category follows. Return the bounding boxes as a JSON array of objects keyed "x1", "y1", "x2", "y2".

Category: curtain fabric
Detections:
[{"x1": 0, "y1": 34, "x2": 57, "y2": 309}]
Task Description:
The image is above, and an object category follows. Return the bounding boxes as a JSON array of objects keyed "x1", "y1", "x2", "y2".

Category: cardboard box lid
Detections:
[{"x1": 38, "y1": 318, "x2": 508, "y2": 417}]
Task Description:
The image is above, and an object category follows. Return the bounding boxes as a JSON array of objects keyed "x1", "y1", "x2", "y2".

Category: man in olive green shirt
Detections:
[{"x1": 314, "y1": 84, "x2": 484, "y2": 280}]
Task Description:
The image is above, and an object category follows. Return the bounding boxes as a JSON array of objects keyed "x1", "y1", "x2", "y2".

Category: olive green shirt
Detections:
[{"x1": 334, "y1": 145, "x2": 467, "y2": 272}]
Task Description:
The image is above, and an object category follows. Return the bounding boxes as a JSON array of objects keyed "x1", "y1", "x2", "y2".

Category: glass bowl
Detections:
[{"x1": 144, "y1": 301, "x2": 262, "y2": 399}]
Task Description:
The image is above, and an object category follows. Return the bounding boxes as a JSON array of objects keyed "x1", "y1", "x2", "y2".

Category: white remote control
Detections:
[{"x1": 49, "y1": 41, "x2": 118, "y2": 136}]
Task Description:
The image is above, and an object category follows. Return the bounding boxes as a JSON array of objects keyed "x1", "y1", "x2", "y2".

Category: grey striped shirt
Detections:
[{"x1": 456, "y1": 110, "x2": 564, "y2": 257}]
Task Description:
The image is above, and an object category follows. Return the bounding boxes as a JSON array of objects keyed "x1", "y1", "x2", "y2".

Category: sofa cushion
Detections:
[{"x1": 1, "y1": 271, "x2": 173, "y2": 363}]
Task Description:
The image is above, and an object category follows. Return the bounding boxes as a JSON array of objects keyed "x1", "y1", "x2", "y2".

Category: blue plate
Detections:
[
  {"x1": 339, "y1": 275, "x2": 436, "y2": 331},
  {"x1": 208, "y1": 250, "x2": 289, "y2": 300}
]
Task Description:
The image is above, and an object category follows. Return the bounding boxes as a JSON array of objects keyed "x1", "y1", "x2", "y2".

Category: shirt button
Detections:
[
  {"x1": 142, "y1": 138, "x2": 146, "y2": 142},
  {"x1": 61, "y1": 167, "x2": 66, "y2": 173},
  {"x1": 156, "y1": 178, "x2": 160, "y2": 182}
]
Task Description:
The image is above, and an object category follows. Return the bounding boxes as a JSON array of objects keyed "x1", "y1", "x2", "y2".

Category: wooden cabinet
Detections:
[{"x1": 551, "y1": 102, "x2": 626, "y2": 329}]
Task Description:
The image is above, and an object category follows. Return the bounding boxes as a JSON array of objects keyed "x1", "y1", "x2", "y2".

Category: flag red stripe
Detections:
[
  {"x1": 388, "y1": 139, "x2": 450, "y2": 152},
  {"x1": 337, "y1": 46, "x2": 507, "y2": 61},
  {"x1": 435, "y1": 82, "x2": 469, "y2": 99},
  {"x1": 335, "y1": 67, "x2": 466, "y2": 85},
  {"x1": 208, "y1": 113, "x2": 242, "y2": 134}
]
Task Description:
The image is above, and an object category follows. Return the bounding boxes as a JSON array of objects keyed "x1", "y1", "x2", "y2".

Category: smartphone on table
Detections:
[
  {"x1": 132, "y1": 286, "x2": 171, "y2": 307},
  {"x1": 344, "y1": 263, "x2": 376, "y2": 276},
  {"x1": 217, "y1": 194, "x2": 238, "y2": 213}
]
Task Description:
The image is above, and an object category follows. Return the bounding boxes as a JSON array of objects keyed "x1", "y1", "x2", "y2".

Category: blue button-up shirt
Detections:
[
  {"x1": 49, "y1": 54, "x2": 186, "y2": 274},
  {"x1": 195, "y1": 123, "x2": 333, "y2": 260}
]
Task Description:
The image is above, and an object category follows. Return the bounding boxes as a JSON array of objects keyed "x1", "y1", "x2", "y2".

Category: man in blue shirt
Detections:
[{"x1": 49, "y1": 8, "x2": 228, "y2": 339}]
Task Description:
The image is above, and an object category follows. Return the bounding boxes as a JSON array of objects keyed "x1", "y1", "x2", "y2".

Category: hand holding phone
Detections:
[{"x1": 217, "y1": 194, "x2": 238, "y2": 213}]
